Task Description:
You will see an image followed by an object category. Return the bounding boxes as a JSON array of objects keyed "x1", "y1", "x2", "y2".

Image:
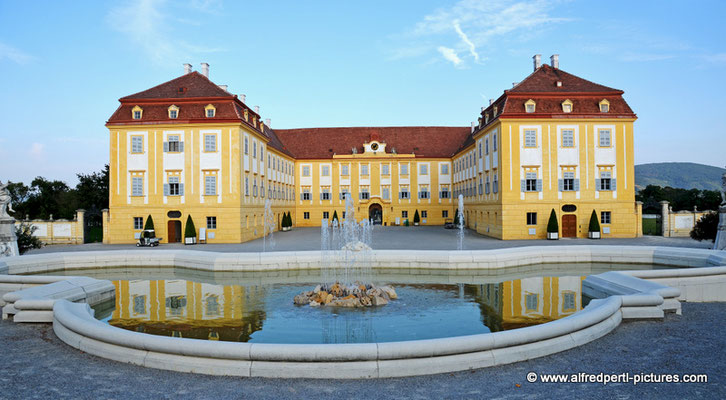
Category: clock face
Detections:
[{"x1": 370, "y1": 142, "x2": 379, "y2": 151}]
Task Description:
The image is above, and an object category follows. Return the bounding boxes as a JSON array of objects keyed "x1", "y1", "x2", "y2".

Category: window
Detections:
[
  {"x1": 399, "y1": 188, "x2": 410, "y2": 199},
  {"x1": 400, "y1": 164, "x2": 409, "y2": 175},
  {"x1": 493, "y1": 134, "x2": 497, "y2": 151},
  {"x1": 527, "y1": 212, "x2": 537, "y2": 225},
  {"x1": 132, "y1": 105, "x2": 143, "y2": 120},
  {"x1": 524, "y1": 130, "x2": 537, "y2": 147},
  {"x1": 479, "y1": 178, "x2": 483, "y2": 195},
  {"x1": 204, "y1": 134, "x2": 216, "y2": 152},
  {"x1": 563, "y1": 292, "x2": 576, "y2": 311},
  {"x1": 168, "y1": 105, "x2": 179, "y2": 119},
  {"x1": 420, "y1": 164, "x2": 428, "y2": 175},
  {"x1": 485, "y1": 177, "x2": 490, "y2": 194},
  {"x1": 485, "y1": 139, "x2": 489, "y2": 155},
  {"x1": 260, "y1": 147, "x2": 263, "y2": 161},
  {"x1": 562, "y1": 99, "x2": 573, "y2": 113},
  {"x1": 204, "y1": 175, "x2": 216, "y2": 195},
  {"x1": 359, "y1": 187, "x2": 370, "y2": 200},
  {"x1": 478, "y1": 142, "x2": 483, "y2": 157},
  {"x1": 245, "y1": 177, "x2": 249, "y2": 196},
  {"x1": 302, "y1": 189, "x2": 311, "y2": 200},
  {"x1": 419, "y1": 189, "x2": 430, "y2": 199},
  {"x1": 244, "y1": 137, "x2": 249, "y2": 154},
  {"x1": 321, "y1": 165, "x2": 330, "y2": 176},
  {"x1": 562, "y1": 130, "x2": 574, "y2": 147},
  {"x1": 525, "y1": 99, "x2": 536, "y2": 113},
  {"x1": 421, "y1": 211, "x2": 427, "y2": 218},
  {"x1": 440, "y1": 187, "x2": 450, "y2": 198},
  {"x1": 524, "y1": 172, "x2": 538, "y2": 192},
  {"x1": 599, "y1": 99, "x2": 610, "y2": 113},
  {"x1": 601, "y1": 211, "x2": 611, "y2": 224},
  {"x1": 133, "y1": 295, "x2": 146, "y2": 315},
  {"x1": 599, "y1": 130, "x2": 611, "y2": 147},
  {"x1": 133, "y1": 110, "x2": 141, "y2": 119},
  {"x1": 168, "y1": 135, "x2": 181, "y2": 152},
  {"x1": 168, "y1": 176, "x2": 180, "y2": 196},
  {"x1": 340, "y1": 188, "x2": 349, "y2": 200},
  {"x1": 261, "y1": 180, "x2": 265, "y2": 198},
  {"x1": 206, "y1": 295, "x2": 219, "y2": 316},
  {"x1": 206, "y1": 216, "x2": 217, "y2": 229},
  {"x1": 599, "y1": 171, "x2": 612, "y2": 191},
  {"x1": 303, "y1": 212, "x2": 310, "y2": 220},
  {"x1": 493, "y1": 175, "x2": 498, "y2": 193},
  {"x1": 323, "y1": 211, "x2": 329, "y2": 219},
  {"x1": 441, "y1": 164, "x2": 449, "y2": 174},
  {"x1": 321, "y1": 188, "x2": 331, "y2": 200},
  {"x1": 361, "y1": 164, "x2": 369, "y2": 175},
  {"x1": 381, "y1": 164, "x2": 390, "y2": 175},
  {"x1": 562, "y1": 172, "x2": 575, "y2": 191},
  {"x1": 382, "y1": 187, "x2": 390, "y2": 200},
  {"x1": 402, "y1": 211, "x2": 408, "y2": 218},
  {"x1": 205, "y1": 105, "x2": 216, "y2": 117},
  {"x1": 133, "y1": 217, "x2": 143, "y2": 230},
  {"x1": 442, "y1": 210, "x2": 449, "y2": 218},
  {"x1": 341, "y1": 164, "x2": 349, "y2": 176},
  {"x1": 525, "y1": 293, "x2": 538, "y2": 311},
  {"x1": 131, "y1": 136, "x2": 143, "y2": 153},
  {"x1": 253, "y1": 142, "x2": 257, "y2": 158},
  {"x1": 302, "y1": 165, "x2": 311, "y2": 176},
  {"x1": 132, "y1": 177, "x2": 143, "y2": 196},
  {"x1": 253, "y1": 180, "x2": 258, "y2": 197}
]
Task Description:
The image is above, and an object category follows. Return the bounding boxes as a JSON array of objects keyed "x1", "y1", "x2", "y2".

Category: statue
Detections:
[
  {"x1": 0, "y1": 180, "x2": 15, "y2": 219},
  {"x1": 721, "y1": 168, "x2": 726, "y2": 205}
]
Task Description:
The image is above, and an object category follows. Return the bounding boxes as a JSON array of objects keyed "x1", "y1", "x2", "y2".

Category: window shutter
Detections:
[
  {"x1": 521, "y1": 180, "x2": 526, "y2": 192},
  {"x1": 163, "y1": 142, "x2": 169, "y2": 152},
  {"x1": 163, "y1": 184, "x2": 169, "y2": 196},
  {"x1": 179, "y1": 142, "x2": 184, "y2": 152},
  {"x1": 595, "y1": 179, "x2": 601, "y2": 190},
  {"x1": 558, "y1": 179, "x2": 563, "y2": 192},
  {"x1": 574, "y1": 179, "x2": 580, "y2": 191},
  {"x1": 179, "y1": 183, "x2": 184, "y2": 196},
  {"x1": 536, "y1": 179, "x2": 542, "y2": 192},
  {"x1": 611, "y1": 179, "x2": 617, "y2": 191}
]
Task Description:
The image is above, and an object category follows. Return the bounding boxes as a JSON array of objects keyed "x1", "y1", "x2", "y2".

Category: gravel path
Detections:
[{"x1": 1, "y1": 302, "x2": 724, "y2": 399}]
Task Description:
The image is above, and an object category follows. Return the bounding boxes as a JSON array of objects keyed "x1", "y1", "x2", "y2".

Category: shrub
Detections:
[
  {"x1": 15, "y1": 222, "x2": 43, "y2": 255},
  {"x1": 143, "y1": 215, "x2": 154, "y2": 231},
  {"x1": 547, "y1": 209, "x2": 559, "y2": 233},
  {"x1": 454, "y1": 209, "x2": 460, "y2": 226},
  {"x1": 413, "y1": 210, "x2": 420, "y2": 224},
  {"x1": 184, "y1": 215, "x2": 196, "y2": 238},
  {"x1": 691, "y1": 211, "x2": 719, "y2": 242},
  {"x1": 588, "y1": 210, "x2": 600, "y2": 233}
]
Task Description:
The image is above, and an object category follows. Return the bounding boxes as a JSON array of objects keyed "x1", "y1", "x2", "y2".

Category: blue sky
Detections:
[{"x1": 1, "y1": 0, "x2": 724, "y2": 185}]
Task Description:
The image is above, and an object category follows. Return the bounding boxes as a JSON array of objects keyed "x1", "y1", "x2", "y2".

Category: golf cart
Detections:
[
  {"x1": 137, "y1": 229, "x2": 161, "y2": 247},
  {"x1": 444, "y1": 219, "x2": 455, "y2": 229}
]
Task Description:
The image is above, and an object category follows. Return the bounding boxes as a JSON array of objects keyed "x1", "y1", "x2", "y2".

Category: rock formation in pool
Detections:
[{"x1": 294, "y1": 283, "x2": 397, "y2": 308}]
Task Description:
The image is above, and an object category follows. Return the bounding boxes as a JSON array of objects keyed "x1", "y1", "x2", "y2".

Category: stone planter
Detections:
[
  {"x1": 282, "y1": 226, "x2": 291, "y2": 232},
  {"x1": 547, "y1": 232, "x2": 559, "y2": 240},
  {"x1": 588, "y1": 231, "x2": 601, "y2": 239},
  {"x1": 414, "y1": 222, "x2": 419, "y2": 226},
  {"x1": 184, "y1": 237, "x2": 197, "y2": 245}
]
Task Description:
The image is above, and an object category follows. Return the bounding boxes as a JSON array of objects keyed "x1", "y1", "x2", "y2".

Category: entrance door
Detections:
[
  {"x1": 562, "y1": 215, "x2": 577, "y2": 238},
  {"x1": 167, "y1": 220, "x2": 182, "y2": 242},
  {"x1": 369, "y1": 204, "x2": 383, "y2": 225}
]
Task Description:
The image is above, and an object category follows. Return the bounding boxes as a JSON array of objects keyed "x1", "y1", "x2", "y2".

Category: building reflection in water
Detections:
[{"x1": 109, "y1": 280, "x2": 266, "y2": 342}]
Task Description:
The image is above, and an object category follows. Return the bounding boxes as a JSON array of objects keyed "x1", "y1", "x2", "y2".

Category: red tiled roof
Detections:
[
  {"x1": 120, "y1": 71, "x2": 232, "y2": 100},
  {"x1": 107, "y1": 101, "x2": 243, "y2": 125},
  {"x1": 508, "y1": 64, "x2": 620, "y2": 93},
  {"x1": 273, "y1": 127, "x2": 471, "y2": 159},
  {"x1": 263, "y1": 125, "x2": 295, "y2": 158},
  {"x1": 502, "y1": 96, "x2": 634, "y2": 117}
]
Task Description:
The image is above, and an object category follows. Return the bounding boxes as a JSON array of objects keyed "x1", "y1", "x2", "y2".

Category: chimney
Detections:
[
  {"x1": 481, "y1": 107, "x2": 485, "y2": 112},
  {"x1": 471, "y1": 122, "x2": 476, "y2": 133},
  {"x1": 265, "y1": 118, "x2": 271, "y2": 127},
  {"x1": 218, "y1": 84, "x2": 228, "y2": 91},
  {"x1": 183, "y1": 63, "x2": 192, "y2": 74},
  {"x1": 489, "y1": 99, "x2": 494, "y2": 106},
  {"x1": 533, "y1": 54, "x2": 541, "y2": 71},
  {"x1": 200, "y1": 62, "x2": 210, "y2": 78},
  {"x1": 240, "y1": 94, "x2": 246, "y2": 103},
  {"x1": 550, "y1": 54, "x2": 559, "y2": 69},
  {"x1": 254, "y1": 105, "x2": 260, "y2": 114},
  {"x1": 512, "y1": 82, "x2": 518, "y2": 87}
]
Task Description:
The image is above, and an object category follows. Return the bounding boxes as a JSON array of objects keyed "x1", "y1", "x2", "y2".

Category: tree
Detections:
[
  {"x1": 184, "y1": 215, "x2": 196, "y2": 238},
  {"x1": 15, "y1": 222, "x2": 43, "y2": 254},
  {"x1": 144, "y1": 215, "x2": 155, "y2": 230},
  {"x1": 636, "y1": 184, "x2": 722, "y2": 214},
  {"x1": 453, "y1": 208, "x2": 460, "y2": 226},
  {"x1": 588, "y1": 210, "x2": 600, "y2": 233},
  {"x1": 75, "y1": 164, "x2": 109, "y2": 210},
  {"x1": 24, "y1": 177, "x2": 76, "y2": 220},
  {"x1": 413, "y1": 210, "x2": 420, "y2": 224},
  {"x1": 691, "y1": 212, "x2": 719, "y2": 242},
  {"x1": 332, "y1": 210, "x2": 338, "y2": 223},
  {"x1": 547, "y1": 209, "x2": 559, "y2": 233}
]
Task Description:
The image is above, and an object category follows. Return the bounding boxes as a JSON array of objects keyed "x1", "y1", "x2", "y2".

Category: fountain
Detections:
[
  {"x1": 457, "y1": 194, "x2": 465, "y2": 250},
  {"x1": 294, "y1": 193, "x2": 397, "y2": 307},
  {"x1": 262, "y1": 199, "x2": 275, "y2": 251}
]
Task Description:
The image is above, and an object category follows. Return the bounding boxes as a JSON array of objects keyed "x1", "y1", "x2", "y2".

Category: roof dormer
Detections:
[
  {"x1": 168, "y1": 105, "x2": 179, "y2": 119},
  {"x1": 525, "y1": 99, "x2": 536, "y2": 113},
  {"x1": 131, "y1": 105, "x2": 143, "y2": 120},
  {"x1": 562, "y1": 99, "x2": 573, "y2": 113},
  {"x1": 599, "y1": 99, "x2": 610, "y2": 113},
  {"x1": 205, "y1": 104, "x2": 216, "y2": 118}
]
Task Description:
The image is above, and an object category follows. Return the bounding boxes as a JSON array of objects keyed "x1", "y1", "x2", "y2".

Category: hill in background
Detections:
[{"x1": 635, "y1": 162, "x2": 725, "y2": 191}]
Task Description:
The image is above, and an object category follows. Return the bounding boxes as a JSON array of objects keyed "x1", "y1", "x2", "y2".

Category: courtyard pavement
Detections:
[
  {"x1": 1, "y1": 302, "x2": 723, "y2": 399},
  {"x1": 27, "y1": 226, "x2": 712, "y2": 254}
]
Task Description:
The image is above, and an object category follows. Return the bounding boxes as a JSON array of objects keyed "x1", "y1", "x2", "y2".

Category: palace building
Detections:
[{"x1": 105, "y1": 55, "x2": 641, "y2": 243}]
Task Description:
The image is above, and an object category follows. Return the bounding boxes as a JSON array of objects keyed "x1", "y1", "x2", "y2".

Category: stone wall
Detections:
[
  {"x1": 14, "y1": 210, "x2": 85, "y2": 245},
  {"x1": 659, "y1": 201, "x2": 712, "y2": 238}
]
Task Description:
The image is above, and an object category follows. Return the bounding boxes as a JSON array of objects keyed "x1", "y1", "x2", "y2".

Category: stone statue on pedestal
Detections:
[
  {"x1": 0, "y1": 180, "x2": 19, "y2": 257},
  {"x1": 714, "y1": 169, "x2": 726, "y2": 251}
]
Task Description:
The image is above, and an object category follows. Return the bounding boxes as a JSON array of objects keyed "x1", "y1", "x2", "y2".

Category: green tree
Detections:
[
  {"x1": 588, "y1": 210, "x2": 600, "y2": 233},
  {"x1": 547, "y1": 209, "x2": 559, "y2": 233},
  {"x1": 15, "y1": 222, "x2": 43, "y2": 254},
  {"x1": 332, "y1": 211, "x2": 338, "y2": 223},
  {"x1": 75, "y1": 165, "x2": 109, "y2": 210},
  {"x1": 184, "y1": 215, "x2": 196, "y2": 238},
  {"x1": 690, "y1": 212, "x2": 719, "y2": 242},
  {"x1": 453, "y1": 209, "x2": 460, "y2": 226},
  {"x1": 144, "y1": 215, "x2": 155, "y2": 230},
  {"x1": 413, "y1": 210, "x2": 420, "y2": 224}
]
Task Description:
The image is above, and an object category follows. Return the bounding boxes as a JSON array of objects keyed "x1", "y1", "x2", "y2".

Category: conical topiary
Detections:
[
  {"x1": 413, "y1": 210, "x2": 420, "y2": 224},
  {"x1": 144, "y1": 215, "x2": 155, "y2": 230},
  {"x1": 547, "y1": 209, "x2": 559, "y2": 233},
  {"x1": 332, "y1": 210, "x2": 338, "y2": 223},
  {"x1": 184, "y1": 215, "x2": 196, "y2": 238},
  {"x1": 589, "y1": 210, "x2": 600, "y2": 233}
]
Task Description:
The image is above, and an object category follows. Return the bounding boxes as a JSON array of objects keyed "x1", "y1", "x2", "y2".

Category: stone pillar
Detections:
[
  {"x1": 0, "y1": 215, "x2": 19, "y2": 257},
  {"x1": 715, "y1": 205, "x2": 726, "y2": 251},
  {"x1": 660, "y1": 201, "x2": 670, "y2": 237},
  {"x1": 102, "y1": 209, "x2": 110, "y2": 244},
  {"x1": 635, "y1": 201, "x2": 643, "y2": 237},
  {"x1": 75, "y1": 209, "x2": 85, "y2": 245}
]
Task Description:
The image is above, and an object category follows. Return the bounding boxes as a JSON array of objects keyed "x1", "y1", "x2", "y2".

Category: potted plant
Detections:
[
  {"x1": 282, "y1": 212, "x2": 291, "y2": 231},
  {"x1": 588, "y1": 210, "x2": 601, "y2": 239},
  {"x1": 184, "y1": 215, "x2": 197, "y2": 244},
  {"x1": 547, "y1": 209, "x2": 559, "y2": 240},
  {"x1": 413, "y1": 210, "x2": 420, "y2": 226},
  {"x1": 331, "y1": 211, "x2": 338, "y2": 226}
]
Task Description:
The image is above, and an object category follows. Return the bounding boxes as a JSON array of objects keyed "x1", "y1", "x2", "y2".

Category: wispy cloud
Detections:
[
  {"x1": 0, "y1": 41, "x2": 34, "y2": 64},
  {"x1": 396, "y1": 0, "x2": 569, "y2": 68},
  {"x1": 107, "y1": 0, "x2": 226, "y2": 65},
  {"x1": 29, "y1": 142, "x2": 44, "y2": 159}
]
